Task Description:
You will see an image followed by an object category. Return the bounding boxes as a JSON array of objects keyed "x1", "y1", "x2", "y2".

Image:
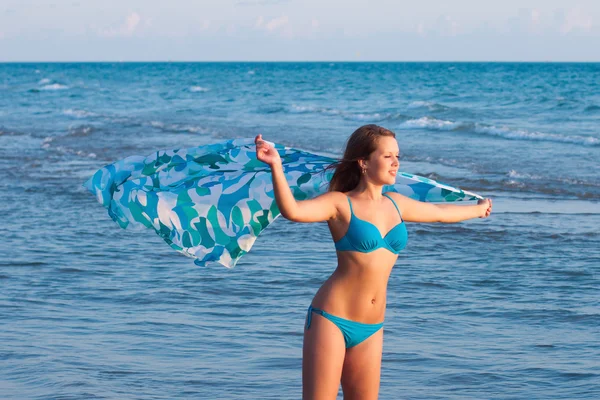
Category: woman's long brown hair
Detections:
[{"x1": 327, "y1": 124, "x2": 396, "y2": 193}]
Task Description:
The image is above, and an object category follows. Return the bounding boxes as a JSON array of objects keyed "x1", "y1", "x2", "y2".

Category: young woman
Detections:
[{"x1": 255, "y1": 125, "x2": 492, "y2": 400}]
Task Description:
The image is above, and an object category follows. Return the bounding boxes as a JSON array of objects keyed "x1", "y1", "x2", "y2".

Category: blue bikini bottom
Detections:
[{"x1": 304, "y1": 305, "x2": 384, "y2": 349}]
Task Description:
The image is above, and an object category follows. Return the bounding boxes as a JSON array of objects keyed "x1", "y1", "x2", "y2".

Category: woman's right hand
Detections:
[{"x1": 255, "y1": 134, "x2": 281, "y2": 167}]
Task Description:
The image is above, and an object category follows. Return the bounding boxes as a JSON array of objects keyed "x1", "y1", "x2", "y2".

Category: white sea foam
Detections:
[
  {"x1": 290, "y1": 104, "x2": 340, "y2": 116},
  {"x1": 408, "y1": 101, "x2": 431, "y2": 108},
  {"x1": 506, "y1": 170, "x2": 600, "y2": 191},
  {"x1": 290, "y1": 104, "x2": 318, "y2": 113},
  {"x1": 507, "y1": 170, "x2": 543, "y2": 180},
  {"x1": 344, "y1": 113, "x2": 385, "y2": 121},
  {"x1": 398, "y1": 116, "x2": 461, "y2": 130},
  {"x1": 41, "y1": 83, "x2": 69, "y2": 91},
  {"x1": 153, "y1": 123, "x2": 210, "y2": 134},
  {"x1": 66, "y1": 125, "x2": 94, "y2": 137},
  {"x1": 38, "y1": 78, "x2": 51, "y2": 85},
  {"x1": 473, "y1": 124, "x2": 599, "y2": 146},
  {"x1": 398, "y1": 116, "x2": 600, "y2": 146},
  {"x1": 41, "y1": 137, "x2": 96, "y2": 158},
  {"x1": 63, "y1": 109, "x2": 96, "y2": 118},
  {"x1": 288, "y1": 103, "x2": 407, "y2": 122},
  {"x1": 189, "y1": 86, "x2": 209, "y2": 92},
  {"x1": 173, "y1": 125, "x2": 210, "y2": 133}
]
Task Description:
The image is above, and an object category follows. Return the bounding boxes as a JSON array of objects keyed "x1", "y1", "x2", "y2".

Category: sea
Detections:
[{"x1": 0, "y1": 62, "x2": 599, "y2": 399}]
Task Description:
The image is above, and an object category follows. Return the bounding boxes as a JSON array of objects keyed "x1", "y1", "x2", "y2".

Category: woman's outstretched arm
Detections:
[
  {"x1": 388, "y1": 192, "x2": 492, "y2": 223},
  {"x1": 255, "y1": 134, "x2": 342, "y2": 223}
]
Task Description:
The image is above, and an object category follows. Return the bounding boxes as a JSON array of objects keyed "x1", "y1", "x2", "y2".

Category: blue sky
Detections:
[{"x1": 1, "y1": 0, "x2": 599, "y2": 61}]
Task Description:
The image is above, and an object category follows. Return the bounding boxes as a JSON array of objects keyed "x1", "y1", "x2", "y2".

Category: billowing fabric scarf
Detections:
[{"x1": 84, "y1": 138, "x2": 482, "y2": 268}]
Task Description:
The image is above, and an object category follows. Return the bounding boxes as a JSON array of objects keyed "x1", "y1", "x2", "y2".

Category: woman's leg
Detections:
[
  {"x1": 340, "y1": 328, "x2": 384, "y2": 400},
  {"x1": 302, "y1": 312, "x2": 347, "y2": 400}
]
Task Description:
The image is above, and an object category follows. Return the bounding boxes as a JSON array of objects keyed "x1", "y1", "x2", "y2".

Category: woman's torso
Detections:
[{"x1": 311, "y1": 193, "x2": 407, "y2": 323}]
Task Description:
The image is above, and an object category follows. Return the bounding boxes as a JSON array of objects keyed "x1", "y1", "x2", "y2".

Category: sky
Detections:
[{"x1": 1, "y1": 0, "x2": 599, "y2": 61}]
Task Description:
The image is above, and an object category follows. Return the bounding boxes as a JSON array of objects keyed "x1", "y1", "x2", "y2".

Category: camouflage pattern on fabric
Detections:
[{"x1": 84, "y1": 138, "x2": 482, "y2": 268}]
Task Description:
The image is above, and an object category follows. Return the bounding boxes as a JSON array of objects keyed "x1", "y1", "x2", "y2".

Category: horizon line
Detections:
[{"x1": 2, "y1": 60, "x2": 600, "y2": 63}]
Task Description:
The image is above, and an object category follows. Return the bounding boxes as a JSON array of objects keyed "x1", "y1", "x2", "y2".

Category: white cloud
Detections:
[
  {"x1": 410, "y1": 15, "x2": 461, "y2": 37},
  {"x1": 560, "y1": 7, "x2": 593, "y2": 34},
  {"x1": 531, "y1": 9, "x2": 541, "y2": 26},
  {"x1": 125, "y1": 12, "x2": 140, "y2": 33},
  {"x1": 98, "y1": 12, "x2": 142, "y2": 38},
  {"x1": 226, "y1": 23, "x2": 237, "y2": 35},
  {"x1": 265, "y1": 15, "x2": 288, "y2": 32},
  {"x1": 526, "y1": 8, "x2": 543, "y2": 34},
  {"x1": 431, "y1": 15, "x2": 460, "y2": 36},
  {"x1": 255, "y1": 16, "x2": 264, "y2": 28},
  {"x1": 253, "y1": 15, "x2": 293, "y2": 37}
]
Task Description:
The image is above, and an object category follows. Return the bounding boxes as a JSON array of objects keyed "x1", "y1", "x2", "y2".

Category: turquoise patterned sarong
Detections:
[{"x1": 83, "y1": 138, "x2": 482, "y2": 268}]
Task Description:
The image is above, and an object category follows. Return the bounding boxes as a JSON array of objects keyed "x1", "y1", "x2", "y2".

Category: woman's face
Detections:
[{"x1": 363, "y1": 136, "x2": 400, "y2": 185}]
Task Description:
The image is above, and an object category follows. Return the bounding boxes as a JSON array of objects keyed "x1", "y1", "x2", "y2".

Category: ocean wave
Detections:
[
  {"x1": 66, "y1": 125, "x2": 96, "y2": 137},
  {"x1": 474, "y1": 124, "x2": 599, "y2": 146},
  {"x1": 38, "y1": 78, "x2": 52, "y2": 85},
  {"x1": 343, "y1": 113, "x2": 388, "y2": 122},
  {"x1": 189, "y1": 86, "x2": 209, "y2": 92},
  {"x1": 41, "y1": 83, "x2": 69, "y2": 91},
  {"x1": 41, "y1": 136, "x2": 97, "y2": 158},
  {"x1": 63, "y1": 109, "x2": 98, "y2": 118},
  {"x1": 0, "y1": 127, "x2": 26, "y2": 137},
  {"x1": 287, "y1": 104, "x2": 409, "y2": 122},
  {"x1": 398, "y1": 116, "x2": 600, "y2": 147},
  {"x1": 149, "y1": 121, "x2": 211, "y2": 134},
  {"x1": 552, "y1": 97, "x2": 580, "y2": 109},
  {"x1": 452, "y1": 174, "x2": 599, "y2": 200},
  {"x1": 507, "y1": 169, "x2": 600, "y2": 189},
  {"x1": 399, "y1": 160, "x2": 599, "y2": 200},
  {"x1": 584, "y1": 104, "x2": 600, "y2": 113},
  {"x1": 507, "y1": 170, "x2": 543, "y2": 180},
  {"x1": 290, "y1": 104, "x2": 341, "y2": 115},
  {"x1": 256, "y1": 105, "x2": 286, "y2": 114},
  {"x1": 398, "y1": 116, "x2": 461, "y2": 130},
  {"x1": 61, "y1": 109, "x2": 212, "y2": 136},
  {"x1": 407, "y1": 101, "x2": 450, "y2": 111}
]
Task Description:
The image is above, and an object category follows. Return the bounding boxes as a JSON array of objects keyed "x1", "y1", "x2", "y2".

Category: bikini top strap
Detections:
[
  {"x1": 383, "y1": 193, "x2": 403, "y2": 219},
  {"x1": 346, "y1": 196, "x2": 354, "y2": 215}
]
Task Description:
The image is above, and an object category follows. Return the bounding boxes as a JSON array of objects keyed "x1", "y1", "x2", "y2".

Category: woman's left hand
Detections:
[{"x1": 477, "y1": 198, "x2": 492, "y2": 218}]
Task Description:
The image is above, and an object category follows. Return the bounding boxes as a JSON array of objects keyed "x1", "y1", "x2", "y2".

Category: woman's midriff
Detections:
[{"x1": 310, "y1": 249, "x2": 397, "y2": 324}]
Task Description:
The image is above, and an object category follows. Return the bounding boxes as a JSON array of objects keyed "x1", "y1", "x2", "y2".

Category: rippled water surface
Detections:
[{"x1": 1, "y1": 62, "x2": 599, "y2": 399}]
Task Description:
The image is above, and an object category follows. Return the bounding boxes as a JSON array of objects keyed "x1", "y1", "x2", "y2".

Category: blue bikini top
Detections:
[{"x1": 334, "y1": 193, "x2": 408, "y2": 254}]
